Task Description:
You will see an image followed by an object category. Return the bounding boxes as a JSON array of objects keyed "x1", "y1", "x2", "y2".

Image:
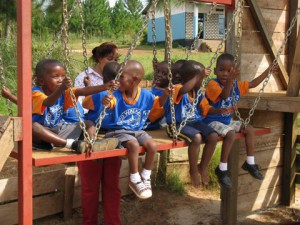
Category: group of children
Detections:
[{"x1": 1, "y1": 51, "x2": 278, "y2": 201}]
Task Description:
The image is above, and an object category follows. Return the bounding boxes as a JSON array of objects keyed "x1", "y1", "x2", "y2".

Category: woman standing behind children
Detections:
[
  {"x1": 204, "y1": 53, "x2": 279, "y2": 188},
  {"x1": 75, "y1": 42, "x2": 122, "y2": 225}
]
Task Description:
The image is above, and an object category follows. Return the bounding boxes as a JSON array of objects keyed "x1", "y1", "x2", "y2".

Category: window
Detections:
[{"x1": 218, "y1": 14, "x2": 225, "y2": 36}]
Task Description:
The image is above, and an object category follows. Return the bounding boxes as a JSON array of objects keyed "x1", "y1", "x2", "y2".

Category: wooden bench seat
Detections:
[{"x1": 10, "y1": 128, "x2": 271, "y2": 167}]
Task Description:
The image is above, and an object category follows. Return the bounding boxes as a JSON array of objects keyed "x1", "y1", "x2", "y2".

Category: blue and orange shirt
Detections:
[
  {"x1": 144, "y1": 85, "x2": 165, "y2": 130},
  {"x1": 203, "y1": 78, "x2": 249, "y2": 125},
  {"x1": 32, "y1": 86, "x2": 78, "y2": 128},
  {"x1": 83, "y1": 88, "x2": 163, "y2": 131},
  {"x1": 61, "y1": 102, "x2": 85, "y2": 124},
  {"x1": 164, "y1": 84, "x2": 211, "y2": 124}
]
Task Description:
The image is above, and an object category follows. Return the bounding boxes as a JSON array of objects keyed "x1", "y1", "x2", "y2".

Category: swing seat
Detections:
[{"x1": 10, "y1": 127, "x2": 271, "y2": 167}]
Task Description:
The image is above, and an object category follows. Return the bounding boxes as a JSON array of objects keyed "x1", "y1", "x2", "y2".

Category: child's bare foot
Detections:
[
  {"x1": 198, "y1": 165, "x2": 209, "y2": 187},
  {"x1": 189, "y1": 170, "x2": 201, "y2": 187}
]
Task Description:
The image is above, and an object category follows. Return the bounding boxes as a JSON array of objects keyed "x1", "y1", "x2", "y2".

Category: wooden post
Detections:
[
  {"x1": 17, "y1": 0, "x2": 33, "y2": 224},
  {"x1": 221, "y1": 139, "x2": 239, "y2": 225},
  {"x1": 287, "y1": 0, "x2": 300, "y2": 74},
  {"x1": 157, "y1": 151, "x2": 168, "y2": 185},
  {"x1": 282, "y1": 14, "x2": 300, "y2": 206},
  {"x1": 63, "y1": 167, "x2": 77, "y2": 220}
]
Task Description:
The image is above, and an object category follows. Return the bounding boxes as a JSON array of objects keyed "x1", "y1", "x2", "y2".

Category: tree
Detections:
[
  {"x1": 83, "y1": 0, "x2": 112, "y2": 37},
  {"x1": 0, "y1": 0, "x2": 16, "y2": 39}
]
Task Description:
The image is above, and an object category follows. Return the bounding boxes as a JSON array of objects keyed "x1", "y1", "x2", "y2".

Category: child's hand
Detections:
[
  {"x1": 164, "y1": 85, "x2": 174, "y2": 96},
  {"x1": 229, "y1": 66, "x2": 240, "y2": 80},
  {"x1": 62, "y1": 77, "x2": 73, "y2": 89},
  {"x1": 1, "y1": 87, "x2": 12, "y2": 99},
  {"x1": 83, "y1": 76, "x2": 91, "y2": 87},
  {"x1": 105, "y1": 80, "x2": 120, "y2": 92},
  {"x1": 102, "y1": 95, "x2": 113, "y2": 108},
  {"x1": 220, "y1": 106, "x2": 236, "y2": 114},
  {"x1": 205, "y1": 68, "x2": 211, "y2": 77}
]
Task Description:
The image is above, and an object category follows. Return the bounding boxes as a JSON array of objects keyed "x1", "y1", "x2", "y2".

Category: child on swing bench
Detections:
[
  {"x1": 83, "y1": 60, "x2": 171, "y2": 199},
  {"x1": 204, "y1": 53, "x2": 279, "y2": 188},
  {"x1": 31, "y1": 59, "x2": 119, "y2": 153}
]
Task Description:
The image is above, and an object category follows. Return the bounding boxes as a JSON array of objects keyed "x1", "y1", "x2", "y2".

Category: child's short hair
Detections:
[
  {"x1": 34, "y1": 59, "x2": 64, "y2": 85},
  {"x1": 171, "y1": 59, "x2": 187, "y2": 77},
  {"x1": 216, "y1": 53, "x2": 234, "y2": 67},
  {"x1": 179, "y1": 60, "x2": 205, "y2": 84},
  {"x1": 103, "y1": 62, "x2": 121, "y2": 83}
]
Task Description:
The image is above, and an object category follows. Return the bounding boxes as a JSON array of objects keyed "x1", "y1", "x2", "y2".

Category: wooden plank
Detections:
[
  {"x1": 238, "y1": 93, "x2": 300, "y2": 112},
  {"x1": 245, "y1": 0, "x2": 289, "y2": 88},
  {"x1": 243, "y1": 7, "x2": 288, "y2": 32},
  {"x1": 0, "y1": 116, "x2": 11, "y2": 138},
  {"x1": 251, "y1": 0, "x2": 288, "y2": 10},
  {"x1": 241, "y1": 31, "x2": 287, "y2": 54},
  {"x1": 221, "y1": 139, "x2": 239, "y2": 225},
  {"x1": 12, "y1": 117, "x2": 22, "y2": 141},
  {"x1": 237, "y1": 186, "x2": 281, "y2": 215},
  {"x1": 238, "y1": 167, "x2": 282, "y2": 195},
  {"x1": 0, "y1": 169, "x2": 66, "y2": 203},
  {"x1": 0, "y1": 191, "x2": 65, "y2": 225},
  {"x1": 10, "y1": 128, "x2": 271, "y2": 167},
  {"x1": 0, "y1": 121, "x2": 15, "y2": 172}
]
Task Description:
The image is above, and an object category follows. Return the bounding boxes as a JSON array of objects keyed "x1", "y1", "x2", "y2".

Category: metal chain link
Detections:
[
  {"x1": 92, "y1": 0, "x2": 159, "y2": 138},
  {"x1": 186, "y1": 2, "x2": 217, "y2": 60},
  {"x1": 45, "y1": 1, "x2": 77, "y2": 58},
  {"x1": 164, "y1": 0, "x2": 178, "y2": 143},
  {"x1": 62, "y1": 0, "x2": 93, "y2": 147},
  {"x1": 0, "y1": 48, "x2": 14, "y2": 116},
  {"x1": 233, "y1": 8, "x2": 300, "y2": 128},
  {"x1": 151, "y1": 2, "x2": 158, "y2": 69},
  {"x1": 175, "y1": 0, "x2": 243, "y2": 136}
]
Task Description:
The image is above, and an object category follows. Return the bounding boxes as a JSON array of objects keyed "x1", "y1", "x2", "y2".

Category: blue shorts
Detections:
[{"x1": 166, "y1": 121, "x2": 216, "y2": 143}]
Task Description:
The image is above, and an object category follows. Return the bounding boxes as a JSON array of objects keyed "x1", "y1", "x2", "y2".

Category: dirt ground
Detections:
[{"x1": 34, "y1": 185, "x2": 300, "y2": 225}]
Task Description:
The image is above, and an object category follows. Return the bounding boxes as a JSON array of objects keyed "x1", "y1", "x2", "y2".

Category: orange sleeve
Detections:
[
  {"x1": 173, "y1": 84, "x2": 183, "y2": 104},
  {"x1": 148, "y1": 97, "x2": 165, "y2": 122},
  {"x1": 205, "y1": 80, "x2": 223, "y2": 103},
  {"x1": 82, "y1": 95, "x2": 94, "y2": 110},
  {"x1": 64, "y1": 88, "x2": 78, "y2": 111},
  {"x1": 32, "y1": 90, "x2": 47, "y2": 114},
  {"x1": 199, "y1": 97, "x2": 212, "y2": 118},
  {"x1": 238, "y1": 81, "x2": 249, "y2": 96}
]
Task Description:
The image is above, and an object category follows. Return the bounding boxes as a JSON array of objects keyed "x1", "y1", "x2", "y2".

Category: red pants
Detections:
[{"x1": 78, "y1": 157, "x2": 122, "y2": 225}]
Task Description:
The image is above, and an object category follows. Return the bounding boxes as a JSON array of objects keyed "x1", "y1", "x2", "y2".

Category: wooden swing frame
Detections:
[{"x1": 12, "y1": 0, "x2": 300, "y2": 224}]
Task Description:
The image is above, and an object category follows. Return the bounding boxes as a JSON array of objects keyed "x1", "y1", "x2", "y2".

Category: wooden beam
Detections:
[
  {"x1": 0, "y1": 119, "x2": 15, "y2": 172},
  {"x1": 287, "y1": 0, "x2": 300, "y2": 74},
  {"x1": 282, "y1": 8, "x2": 300, "y2": 205},
  {"x1": 246, "y1": 0, "x2": 289, "y2": 89},
  {"x1": 238, "y1": 92, "x2": 300, "y2": 113},
  {"x1": 221, "y1": 139, "x2": 239, "y2": 225}
]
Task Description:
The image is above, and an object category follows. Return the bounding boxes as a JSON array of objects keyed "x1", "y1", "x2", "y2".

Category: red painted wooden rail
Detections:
[{"x1": 10, "y1": 128, "x2": 271, "y2": 167}]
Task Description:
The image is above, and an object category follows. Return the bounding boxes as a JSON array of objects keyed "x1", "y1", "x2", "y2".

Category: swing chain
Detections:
[
  {"x1": 61, "y1": 0, "x2": 93, "y2": 145},
  {"x1": 164, "y1": 0, "x2": 178, "y2": 142},
  {"x1": 92, "y1": 0, "x2": 159, "y2": 138},
  {"x1": 233, "y1": 8, "x2": 300, "y2": 128},
  {"x1": 186, "y1": 2, "x2": 217, "y2": 60},
  {"x1": 151, "y1": 2, "x2": 158, "y2": 67},
  {"x1": 45, "y1": 1, "x2": 77, "y2": 59}
]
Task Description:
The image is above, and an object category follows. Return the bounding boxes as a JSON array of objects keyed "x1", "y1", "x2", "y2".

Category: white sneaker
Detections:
[
  {"x1": 142, "y1": 178, "x2": 152, "y2": 195},
  {"x1": 129, "y1": 180, "x2": 152, "y2": 199}
]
